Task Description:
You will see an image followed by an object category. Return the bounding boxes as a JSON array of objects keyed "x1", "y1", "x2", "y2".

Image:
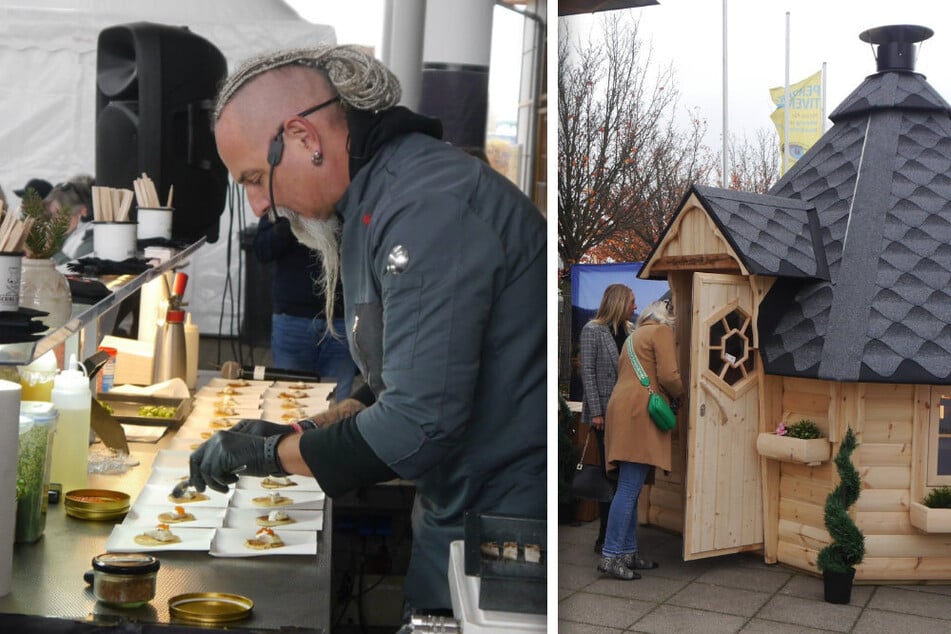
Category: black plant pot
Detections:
[{"x1": 823, "y1": 568, "x2": 856, "y2": 604}]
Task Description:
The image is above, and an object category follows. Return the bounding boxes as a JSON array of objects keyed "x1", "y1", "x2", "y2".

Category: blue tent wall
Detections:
[
  {"x1": 570, "y1": 262, "x2": 669, "y2": 310},
  {"x1": 565, "y1": 263, "x2": 670, "y2": 400}
]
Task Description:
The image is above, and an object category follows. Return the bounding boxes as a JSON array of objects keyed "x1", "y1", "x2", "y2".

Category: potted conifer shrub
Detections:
[{"x1": 817, "y1": 427, "x2": 864, "y2": 604}]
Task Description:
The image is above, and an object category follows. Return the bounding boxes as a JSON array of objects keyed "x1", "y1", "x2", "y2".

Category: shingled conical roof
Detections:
[{"x1": 758, "y1": 25, "x2": 951, "y2": 383}]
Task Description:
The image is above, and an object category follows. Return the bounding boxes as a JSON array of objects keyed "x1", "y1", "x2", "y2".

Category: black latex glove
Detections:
[
  {"x1": 188, "y1": 430, "x2": 288, "y2": 494},
  {"x1": 229, "y1": 419, "x2": 300, "y2": 437}
]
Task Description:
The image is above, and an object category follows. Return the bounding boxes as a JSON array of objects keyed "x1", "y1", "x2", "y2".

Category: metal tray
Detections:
[{"x1": 95, "y1": 392, "x2": 192, "y2": 428}]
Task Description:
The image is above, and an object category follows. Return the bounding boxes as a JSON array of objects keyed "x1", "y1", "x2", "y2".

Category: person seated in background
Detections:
[
  {"x1": 13, "y1": 178, "x2": 53, "y2": 203},
  {"x1": 253, "y1": 213, "x2": 357, "y2": 402},
  {"x1": 48, "y1": 175, "x2": 95, "y2": 265}
]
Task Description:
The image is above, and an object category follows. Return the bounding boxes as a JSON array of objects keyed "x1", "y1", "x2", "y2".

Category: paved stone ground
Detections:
[{"x1": 559, "y1": 519, "x2": 951, "y2": 633}]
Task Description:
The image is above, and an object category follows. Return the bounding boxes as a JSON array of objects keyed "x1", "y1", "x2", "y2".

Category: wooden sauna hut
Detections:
[{"x1": 637, "y1": 24, "x2": 951, "y2": 581}]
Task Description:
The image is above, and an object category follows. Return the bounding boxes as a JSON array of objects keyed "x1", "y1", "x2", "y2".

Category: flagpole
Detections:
[
  {"x1": 783, "y1": 11, "x2": 791, "y2": 174},
  {"x1": 722, "y1": 0, "x2": 728, "y2": 187}
]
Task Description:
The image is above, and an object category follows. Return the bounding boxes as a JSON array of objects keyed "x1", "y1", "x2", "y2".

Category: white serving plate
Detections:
[
  {"x1": 230, "y1": 488, "x2": 325, "y2": 510},
  {"x1": 133, "y1": 483, "x2": 233, "y2": 508},
  {"x1": 193, "y1": 393, "x2": 264, "y2": 406},
  {"x1": 123, "y1": 504, "x2": 227, "y2": 528},
  {"x1": 152, "y1": 449, "x2": 191, "y2": 469},
  {"x1": 237, "y1": 474, "x2": 323, "y2": 492},
  {"x1": 223, "y1": 507, "x2": 323, "y2": 531},
  {"x1": 105, "y1": 525, "x2": 215, "y2": 552},
  {"x1": 189, "y1": 404, "x2": 263, "y2": 419},
  {"x1": 210, "y1": 527, "x2": 317, "y2": 557},
  {"x1": 203, "y1": 377, "x2": 273, "y2": 391}
]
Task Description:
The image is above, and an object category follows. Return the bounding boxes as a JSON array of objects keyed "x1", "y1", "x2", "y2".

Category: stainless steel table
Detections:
[{"x1": 0, "y1": 435, "x2": 332, "y2": 632}]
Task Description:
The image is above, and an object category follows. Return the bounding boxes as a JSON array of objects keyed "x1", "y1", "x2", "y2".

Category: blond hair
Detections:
[{"x1": 592, "y1": 284, "x2": 634, "y2": 335}]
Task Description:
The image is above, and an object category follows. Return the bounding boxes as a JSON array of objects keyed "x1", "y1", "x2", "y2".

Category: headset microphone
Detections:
[{"x1": 267, "y1": 128, "x2": 285, "y2": 167}]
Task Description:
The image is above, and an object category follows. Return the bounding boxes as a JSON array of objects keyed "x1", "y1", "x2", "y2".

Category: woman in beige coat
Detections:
[{"x1": 599, "y1": 299, "x2": 684, "y2": 580}]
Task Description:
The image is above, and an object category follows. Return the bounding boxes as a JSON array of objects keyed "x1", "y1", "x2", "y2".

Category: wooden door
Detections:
[{"x1": 683, "y1": 273, "x2": 763, "y2": 560}]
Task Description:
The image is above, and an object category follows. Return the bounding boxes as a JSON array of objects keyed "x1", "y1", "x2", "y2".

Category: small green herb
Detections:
[
  {"x1": 21, "y1": 187, "x2": 71, "y2": 259},
  {"x1": 785, "y1": 419, "x2": 821, "y2": 439},
  {"x1": 922, "y1": 486, "x2": 951, "y2": 509}
]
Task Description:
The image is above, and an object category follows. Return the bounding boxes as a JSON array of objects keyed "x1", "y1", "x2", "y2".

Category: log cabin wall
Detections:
[{"x1": 767, "y1": 378, "x2": 951, "y2": 581}]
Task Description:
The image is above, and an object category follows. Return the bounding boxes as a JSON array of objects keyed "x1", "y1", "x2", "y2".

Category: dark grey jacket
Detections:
[{"x1": 335, "y1": 133, "x2": 546, "y2": 609}]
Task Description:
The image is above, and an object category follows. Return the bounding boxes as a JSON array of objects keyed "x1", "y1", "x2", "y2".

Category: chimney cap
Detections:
[{"x1": 859, "y1": 25, "x2": 933, "y2": 73}]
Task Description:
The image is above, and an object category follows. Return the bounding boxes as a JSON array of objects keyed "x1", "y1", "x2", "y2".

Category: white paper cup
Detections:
[
  {"x1": 136, "y1": 207, "x2": 173, "y2": 240},
  {"x1": 0, "y1": 252, "x2": 22, "y2": 312},
  {"x1": 93, "y1": 222, "x2": 138, "y2": 261}
]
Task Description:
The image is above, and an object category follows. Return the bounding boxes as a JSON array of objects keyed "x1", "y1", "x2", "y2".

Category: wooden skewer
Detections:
[
  {"x1": 166, "y1": 185, "x2": 174, "y2": 208},
  {"x1": 0, "y1": 214, "x2": 14, "y2": 251},
  {"x1": 118, "y1": 189, "x2": 133, "y2": 221}
]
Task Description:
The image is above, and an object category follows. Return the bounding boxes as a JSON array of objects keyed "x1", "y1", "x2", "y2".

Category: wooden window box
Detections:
[
  {"x1": 756, "y1": 433, "x2": 830, "y2": 466},
  {"x1": 910, "y1": 502, "x2": 951, "y2": 533}
]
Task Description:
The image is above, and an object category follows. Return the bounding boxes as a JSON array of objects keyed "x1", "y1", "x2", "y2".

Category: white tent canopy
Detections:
[{"x1": 0, "y1": 0, "x2": 335, "y2": 333}]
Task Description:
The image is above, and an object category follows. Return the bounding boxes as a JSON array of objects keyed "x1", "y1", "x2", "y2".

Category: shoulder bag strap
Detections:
[
  {"x1": 577, "y1": 425, "x2": 593, "y2": 469},
  {"x1": 626, "y1": 336, "x2": 655, "y2": 394}
]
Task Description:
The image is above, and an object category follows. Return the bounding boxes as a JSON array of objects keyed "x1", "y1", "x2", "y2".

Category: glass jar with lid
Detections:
[{"x1": 90, "y1": 553, "x2": 160, "y2": 607}]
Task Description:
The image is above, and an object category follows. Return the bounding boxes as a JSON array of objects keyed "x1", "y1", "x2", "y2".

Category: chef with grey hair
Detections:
[{"x1": 186, "y1": 44, "x2": 547, "y2": 614}]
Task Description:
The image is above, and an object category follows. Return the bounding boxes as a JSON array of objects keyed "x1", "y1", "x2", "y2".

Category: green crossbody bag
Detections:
[{"x1": 626, "y1": 336, "x2": 676, "y2": 432}]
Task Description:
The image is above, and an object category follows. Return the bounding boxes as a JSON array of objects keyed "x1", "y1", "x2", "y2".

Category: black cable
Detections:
[
  {"x1": 215, "y1": 181, "x2": 240, "y2": 367},
  {"x1": 358, "y1": 535, "x2": 368, "y2": 634}
]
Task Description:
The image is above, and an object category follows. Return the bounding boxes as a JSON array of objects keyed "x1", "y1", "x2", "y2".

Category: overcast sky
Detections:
[{"x1": 560, "y1": 1, "x2": 951, "y2": 152}]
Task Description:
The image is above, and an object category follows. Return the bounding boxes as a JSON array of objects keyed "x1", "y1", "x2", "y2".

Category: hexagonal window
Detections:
[{"x1": 708, "y1": 308, "x2": 755, "y2": 385}]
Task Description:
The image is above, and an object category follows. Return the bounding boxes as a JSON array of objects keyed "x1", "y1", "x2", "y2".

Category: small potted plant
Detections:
[
  {"x1": 817, "y1": 427, "x2": 864, "y2": 604},
  {"x1": 18, "y1": 187, "x2": 73, "y2": 329},
  {"x1": 910, "y1": 486, "x2": 951, "y2": 533},
  {"x1": 756, "y1": 418, "x2": 831, "y2": 465}
]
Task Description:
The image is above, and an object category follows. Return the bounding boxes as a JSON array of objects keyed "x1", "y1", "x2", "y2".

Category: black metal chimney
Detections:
[{"x1": 859, "y1": 25, "x2": 933, "y2": 72}]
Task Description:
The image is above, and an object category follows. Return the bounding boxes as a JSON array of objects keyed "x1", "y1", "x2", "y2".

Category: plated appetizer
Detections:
[
  {"x1": 158, "y1": 505, "x2": 196, "y2": 523},
  {"x1": 261, "y1": 475, "x2": 297, "y2": 489},
  {"x1": 134, "y1": 523, "x2": 182, "y2": 546},
  {"x1": 256, "y1": 509, "x2": 295, "y2": 527},
  {"x1": 252, "y1": 491, "x2": 292, "y2": 508},
  {"x1": 168, "y1": 488, "x2": 210, "y2": 504},
  {"x1": 244, "y1": 527, "x2": 285, "y2": 550}
]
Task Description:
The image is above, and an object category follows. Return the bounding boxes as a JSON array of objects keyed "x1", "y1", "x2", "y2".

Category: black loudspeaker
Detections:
[{"x1": 95, "y1": 22, "x2": 228, "y2": 243}]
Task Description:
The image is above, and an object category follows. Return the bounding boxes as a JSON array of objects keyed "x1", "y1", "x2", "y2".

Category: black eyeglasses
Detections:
[{"x1": 266, "y1": 95, "x2": 341, "y2": 220}]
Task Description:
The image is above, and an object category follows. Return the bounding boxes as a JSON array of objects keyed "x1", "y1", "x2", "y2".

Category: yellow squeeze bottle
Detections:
[{"x1": 49, "y1": 354, "x2": 92, "y2": 493}]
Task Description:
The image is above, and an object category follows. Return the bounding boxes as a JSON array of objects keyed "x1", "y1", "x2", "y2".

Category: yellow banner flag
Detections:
[{"x1": 770, "y1": 70, "x2": 823, "y2": 172}]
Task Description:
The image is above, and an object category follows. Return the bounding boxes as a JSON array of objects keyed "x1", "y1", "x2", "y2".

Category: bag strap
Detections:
[
  {"x1": 625, "y1": 336, "x2": 654, "y2": 393},
  {"x1": 577, "y1": 425, "x2": 593, "y2": 469}
]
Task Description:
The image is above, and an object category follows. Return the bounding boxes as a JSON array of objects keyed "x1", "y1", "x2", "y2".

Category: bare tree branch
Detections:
[{"x1": 558, "y1": 14, "x2": 717, "y2": 264}]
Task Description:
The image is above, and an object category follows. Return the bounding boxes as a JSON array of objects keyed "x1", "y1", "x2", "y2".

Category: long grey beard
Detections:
[{"x1": 278, "y1": 207, "x2": 342, "y2": 338}]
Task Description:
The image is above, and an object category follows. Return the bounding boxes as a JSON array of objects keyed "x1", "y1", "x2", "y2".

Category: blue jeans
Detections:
[
  {"x1": 270, "y1": 314, "x2": 357, "y2": 402},
  {"x1": 602, "y1": 461, "x2": 651, "y2": 557}
]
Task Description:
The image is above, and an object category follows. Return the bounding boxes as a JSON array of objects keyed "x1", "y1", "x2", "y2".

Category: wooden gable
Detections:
[{"x1": 641, "y1": 192, "x2": 747, "y2": 279}]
